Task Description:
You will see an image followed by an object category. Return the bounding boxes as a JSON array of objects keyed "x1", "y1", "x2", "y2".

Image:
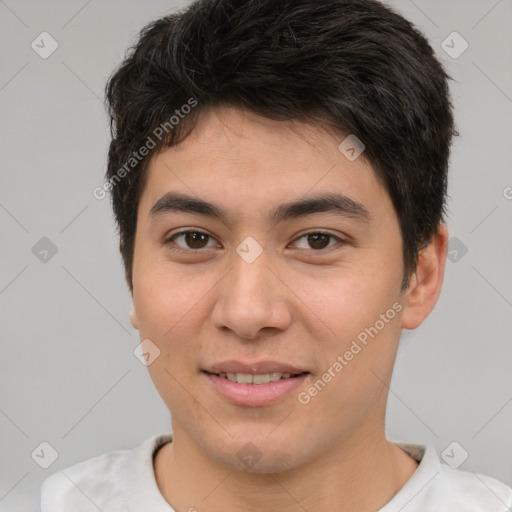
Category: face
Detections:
[{"x1": 130, "y1": 106, "x2": 414, "y2": 472}]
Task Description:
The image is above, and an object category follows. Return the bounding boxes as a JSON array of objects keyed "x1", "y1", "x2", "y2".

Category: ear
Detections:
[
  {"x1": 401, "y1": 223, "x2": 448, "y2": 330},
  {"x1": 130, "y1": 299, "x2": 140, "y2": 330}
]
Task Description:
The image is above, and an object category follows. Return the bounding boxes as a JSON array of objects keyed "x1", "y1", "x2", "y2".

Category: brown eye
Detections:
[
  {"x1": 307, "y1": 233, "x2": 330, "y2": 250},
  {"x1": 292, "y1": 232, "x2": 342, "y2": 251},
  {"x1": 167, "y1": 231, "x2": 217, "y2": 251}
]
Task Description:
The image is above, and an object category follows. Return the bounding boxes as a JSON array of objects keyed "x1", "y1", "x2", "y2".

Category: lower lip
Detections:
[{"x1": 203, "y1": 372, "x2": 309, "y2": 407}]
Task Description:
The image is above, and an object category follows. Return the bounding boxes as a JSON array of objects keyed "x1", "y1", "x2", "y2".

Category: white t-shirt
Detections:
[{"x1": 40, "y1": 433, "x2": 512, "y2": 511}]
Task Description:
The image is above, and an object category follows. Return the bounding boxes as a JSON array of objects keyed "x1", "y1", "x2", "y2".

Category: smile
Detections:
[
  {"x1": 203, "y1": 371, "x2": 309, "y2": 406},
  {"x1": 210, "y1": 371, "x2": 307, "y2": 384}
]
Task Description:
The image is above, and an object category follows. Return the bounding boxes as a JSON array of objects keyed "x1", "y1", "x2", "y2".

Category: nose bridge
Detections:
[
  {"x1": 232, "y1": 247, "x2": 271, "y2": 300},
  {"x1": 211, "y1": 243, "x2": 291, "y2": 338}
]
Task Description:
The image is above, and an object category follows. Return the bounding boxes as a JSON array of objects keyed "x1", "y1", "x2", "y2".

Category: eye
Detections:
[
  {"x1": 166, "y1": 230, "x2": 219, "y2": 251},
  {"x1": 165, "y1": 230, "x2": 344, "y2": 253},
  {"x1": 290, "y1": 231, "x2": 343, "y2": 251}
]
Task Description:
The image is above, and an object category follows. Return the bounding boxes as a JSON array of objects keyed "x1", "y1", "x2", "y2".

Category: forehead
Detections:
[
  {"x1": 171, "y1": 106, "x2": 356, "y2": 164},
  {"x1": 138, "y1": 106, "x2": 392, "y2": 224}
]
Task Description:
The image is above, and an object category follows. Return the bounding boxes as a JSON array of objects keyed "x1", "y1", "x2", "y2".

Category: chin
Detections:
[
  {"x1": 205, "y1": 434, "x2": 312, "y2": 475},
  {"x1": 222, "y1": 448, "x2": 303, "y2": 475}
]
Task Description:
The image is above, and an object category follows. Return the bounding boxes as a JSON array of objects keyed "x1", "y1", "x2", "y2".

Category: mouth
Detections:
[
  {"x1": 202, "y1": 366, "x2": 310, "y2": 407},
  {"x1": 203, "y1": 370, "x2": 309, "y2": 385}
]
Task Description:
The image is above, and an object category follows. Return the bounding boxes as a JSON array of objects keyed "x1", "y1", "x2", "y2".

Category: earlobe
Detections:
[
  {"x1": 130, "y1": 302, "x2": 140, "y2": 330},
  {"x1": 401, "y1": 224, "x2": 449, "y2": 330}
]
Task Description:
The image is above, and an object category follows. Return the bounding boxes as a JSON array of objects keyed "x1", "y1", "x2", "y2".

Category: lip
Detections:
[
  {"x1": 203, "y1": 371, "x2": 309, "y2": 407},
  {"x1": 204, "y1": 360, "x2": 308, "y2": 375}
]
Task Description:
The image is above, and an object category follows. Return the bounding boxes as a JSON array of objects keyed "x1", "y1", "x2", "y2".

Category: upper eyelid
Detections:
[{"x1": 289, "y1": 230, "x2": 343, "y2": 246}]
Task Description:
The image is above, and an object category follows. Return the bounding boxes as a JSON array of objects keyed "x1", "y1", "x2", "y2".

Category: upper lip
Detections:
[{"x1": 203, "y1": 360, "x2": 309, "y2": 375}]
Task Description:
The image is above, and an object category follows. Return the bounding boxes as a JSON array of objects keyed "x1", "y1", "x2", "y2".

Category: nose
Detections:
[{"x1": 211, "y1": 249, "x2": 292, "y2": 340}]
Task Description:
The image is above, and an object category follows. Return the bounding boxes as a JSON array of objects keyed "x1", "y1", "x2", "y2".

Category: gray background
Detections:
[{"x1": 1, "y1": 0, "x2": 511, "y2": 510}]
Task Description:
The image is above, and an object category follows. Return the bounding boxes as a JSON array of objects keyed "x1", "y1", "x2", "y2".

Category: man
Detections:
[{"x1": 41, "y1": 0, "x2": 512, "y2": 510}]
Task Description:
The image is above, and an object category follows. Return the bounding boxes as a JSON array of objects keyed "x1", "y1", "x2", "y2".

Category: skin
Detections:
[{"x1": 130, "y1": 105, "x2": 448, "y2": 512}]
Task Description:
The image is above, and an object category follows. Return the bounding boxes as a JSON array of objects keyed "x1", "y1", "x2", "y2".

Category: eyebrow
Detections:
[{"x1": 149, "y1": 191, "x2": 370, "y2": 225}]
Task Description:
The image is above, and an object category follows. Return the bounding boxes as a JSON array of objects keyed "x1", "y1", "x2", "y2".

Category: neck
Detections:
[{"x1": 154, "y1": 422, "x2": 418, "y2": 512}]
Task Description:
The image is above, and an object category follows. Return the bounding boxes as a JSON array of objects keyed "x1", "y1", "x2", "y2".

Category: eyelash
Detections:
[{"x1": 164, "y1": 230, "x2": 345, "y2": 254}]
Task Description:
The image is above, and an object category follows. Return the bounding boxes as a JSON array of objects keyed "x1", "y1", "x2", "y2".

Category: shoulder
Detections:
[
  {"x1": 40, "y1": 434, "x2": 172, "y2": 512},
  {"x1": 389, "y1": 442, "x2": 512, "y2": 512},
  {"x1": 40, "y1": 445, "x2": 134, "y2": 511},
  {"x1": 436, "y1": 463, "x2": 512, "y2": 511}
]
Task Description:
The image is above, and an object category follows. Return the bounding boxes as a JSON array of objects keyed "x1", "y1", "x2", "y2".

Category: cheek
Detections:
[
  {"x1": 310, "y1": 260, "x2": 401, "y2": 336},
  {"x1": 301, "y1": 299, "x2": 402, "y2": 431},
  {"x1": 301, "y1": 260, "x2": 403, "y2": 397},
  {"x1": 131, "y1": 269, "x2": 204, "y2": 394},
  {"x1": 133, "y1": 273, "x2": 207, "y2": 411},
  {"x1": 133, "y1": 256, "x2": 204, "y2": 335}
]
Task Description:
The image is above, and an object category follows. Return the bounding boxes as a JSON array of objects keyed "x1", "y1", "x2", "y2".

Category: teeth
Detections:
[
  {"x1": 252, "y1": 373, "x2": 270, "y2": 384},
  {"x1": 218, "y1": 372, "x2": 297, "y2": 384}
]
